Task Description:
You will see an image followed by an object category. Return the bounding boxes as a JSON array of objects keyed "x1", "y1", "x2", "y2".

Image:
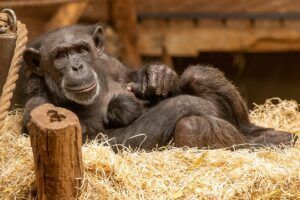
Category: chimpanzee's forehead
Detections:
[{"x1": 41, "y1": 27, "x2": 93, "y2": 51}]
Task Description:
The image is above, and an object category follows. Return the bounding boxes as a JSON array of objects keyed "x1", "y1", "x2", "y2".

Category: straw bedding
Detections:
[{"x1": 0, "y1": 98, "x2": 299, "y2": 199}]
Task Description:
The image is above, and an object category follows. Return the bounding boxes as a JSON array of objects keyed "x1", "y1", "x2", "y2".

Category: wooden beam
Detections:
[
  {"x1": 161, "y1": 44, "x2": 174, "y2": 69},
  {"x1": 111, "y1": 0, "x2": 141, "y2": 69},
  {"x1": 138, "y1": 24, "x2": 300, "y2": 56},
  {"x1": 82, "y1": 0, "x2": 109, "y2": 22},
  {"x1": 44, "y1": 0, "x2": 88, "y2": 31},
  {"x1": 135, "y1": 0, "x2": 300, "y2": 14},
  {"x1": 0, "y1": 34, "x2": 16, "y2": 96},
  {"x1": 0, "y1": 0, "x2": 81, "y2": 7},
  {"x1": 29, "y1": 104, "x2": 83, "y2": 200}
]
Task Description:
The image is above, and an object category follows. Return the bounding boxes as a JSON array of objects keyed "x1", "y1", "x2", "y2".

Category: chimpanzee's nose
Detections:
[{"x1": 71, "y1": 64, "x2": 83, "y2": 72}]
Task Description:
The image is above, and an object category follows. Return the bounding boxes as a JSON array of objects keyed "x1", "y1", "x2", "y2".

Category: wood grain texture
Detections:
[
  {"x1": 29, "y1": 104, "x2": 83, "y2": 200},
  {"x1": 111, "y1": 0, "x2": 141, "y2": 69},
  {"x1": 44, "y1": 0, "x2": 89, "y2": 31},
  {"x1": 135, "y1": 0, "x2": 300, "y2": 14},
  {"x1": 138, "y1": 23, "x2": 300, "y2": 56},
  {"x1": 0, "y1": 34, "x2": 16, "y2": 96}
]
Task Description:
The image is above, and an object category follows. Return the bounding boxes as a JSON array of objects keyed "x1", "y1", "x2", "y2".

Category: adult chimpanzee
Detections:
[{"x1": 22, "y1": 24, "x2": 296, "y2": 150}]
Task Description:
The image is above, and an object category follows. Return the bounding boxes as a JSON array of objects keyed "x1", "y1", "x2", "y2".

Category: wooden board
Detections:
[
  {"x1": 4, "y1": 0, "x2": 300, "y2": 56},
  {"x1": 4, "y1": 0, "x2": 300, "y2": 23},
  {"x1": 44, "y1": 0, "x2": 89, "y2": 31},
  {"x1": 0, "y1": 0, "x2": 109, "y2": 23},
  {"x1": 111, "y1": 0, "x2": 141, "y2": 68},
  {"x1": 0, "y1": 0, "x2": 80, "y2": 7},
  {"x1": 138, "y1": 23, "x2": 300, "y2": 56},
  {"x1": 135, "y1": 0, "x2": 300, "y2": 15}
]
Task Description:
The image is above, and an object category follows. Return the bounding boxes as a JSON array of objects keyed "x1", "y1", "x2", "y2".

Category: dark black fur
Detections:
[
  {"x1": 105, "y1": 93, "x2": 144, "y2": 127},
  {"x1": 22, "y1": 24, "x2": 297, "y2": 151}
]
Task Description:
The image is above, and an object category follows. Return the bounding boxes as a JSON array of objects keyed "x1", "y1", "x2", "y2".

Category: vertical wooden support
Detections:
[
  {"x1": 161, "y1": 43, "x2": 174, "y2": 70},
  {"x1": 0, "y1": 30, "x2": 16, "y2": 96},
  {"x1": 44, "y1": 0, "x2": 89, "y2": 31},
  {"x1": 111, "y1": 0, "x2": 141, "y2": 69},
  {"x1": 29, "y1": 104, "x2": 83, "y2": 200},
  {"x1": 0, "y1": 12, "x2": 16, "y2": 101}
]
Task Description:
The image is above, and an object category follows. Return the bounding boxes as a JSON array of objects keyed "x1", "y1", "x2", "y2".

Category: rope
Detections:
[{"x1": 0, "y1": 13, "x2": 28, "y2": 131}]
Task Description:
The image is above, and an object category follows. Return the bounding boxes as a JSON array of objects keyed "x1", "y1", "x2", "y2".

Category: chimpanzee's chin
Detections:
[{"x1": 64, "y1": 82, "x2": 100, "y2": 105}]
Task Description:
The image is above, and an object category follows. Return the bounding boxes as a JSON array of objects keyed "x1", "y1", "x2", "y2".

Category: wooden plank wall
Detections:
[
  {"x1": 2, "y1": 0, "x2": 300, "y2": 62},
  {"x1": 135, "y1": 0, "x2": 300, "y2": 56},
  {"x1": 135, "y1": 0, "x2": 300, "y2": 14},
  {"x1": 138, "y1": 18, "x2": 300, "y2": 56}
]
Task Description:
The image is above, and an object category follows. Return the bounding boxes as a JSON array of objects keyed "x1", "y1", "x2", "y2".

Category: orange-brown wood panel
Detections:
[
  {"x1": 44, "y1": 0, "x2": 89, "y2": 31},
  {"x1": 138, "y1": 24, "x2": 300, "y2": 56},
  {"x1": 135, "y1": 0, "x2": 300, "y2": 14},
  {"x1": 0, "y1": 0, "x2": 80, "y2": 7},
  {"x1": 111, "y1": 0, "x2": 141, "y2": 69}
]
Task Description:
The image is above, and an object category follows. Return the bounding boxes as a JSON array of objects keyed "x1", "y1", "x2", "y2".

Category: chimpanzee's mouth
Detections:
[{"x1": 65, "y1": 82, "x2": 97, "y2": 93}]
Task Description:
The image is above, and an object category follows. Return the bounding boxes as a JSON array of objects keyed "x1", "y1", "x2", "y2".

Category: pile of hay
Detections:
[{"x1": 0, "y1": 98, "x2": 299, "y2": 199}]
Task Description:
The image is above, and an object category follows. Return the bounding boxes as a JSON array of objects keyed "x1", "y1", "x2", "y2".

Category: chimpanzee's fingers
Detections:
[
  {"x1": 141, "y1": 74, "x2": 147, "y2": 95},
  {"x1": 162, "y1": 68, "x2": 174, "y2": 96},
  {"x1": 146, "y1": 65, "x2": 158, "y2": 94},
  {"x1": 170, "y1": 72, "x2": 179, "y2": 95},
  {"x1": 155, "y1": 65, "x2": 166, "y2": 95},
  {"x1": 127, "y1": 82, "x2": 144, "y2": 98}
]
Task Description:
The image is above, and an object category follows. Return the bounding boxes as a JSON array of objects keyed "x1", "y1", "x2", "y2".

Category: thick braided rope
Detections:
[{"x1": 0, "y1": 21, "x2": 28, "y2": 131}]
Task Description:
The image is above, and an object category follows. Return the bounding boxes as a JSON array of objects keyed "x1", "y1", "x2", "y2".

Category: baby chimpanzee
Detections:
[{"x1": 104, "y1": 83, "x2": 146, "y2": 128}]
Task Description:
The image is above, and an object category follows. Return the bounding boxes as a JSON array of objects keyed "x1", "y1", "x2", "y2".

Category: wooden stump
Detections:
[{"x1": 29, "y1": 103, "x2": 83, "y2": 200}]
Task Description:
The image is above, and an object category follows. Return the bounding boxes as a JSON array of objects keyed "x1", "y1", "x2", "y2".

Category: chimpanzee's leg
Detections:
[
  {"x1": 174, "y1": 115, "x2": 247, "y2": 149},
  {"x1": 179, "y1": 65, "x2": 297, "y2": 146},
  {"x1": 106, "y1": 95, "x2": 220, "y2": 150},
  {"x1": 180, "y1": 65, "x2": 249, "y2": 127},
  {"x1": 106, "y1": 94, "x2": 253, "y2": 151}
]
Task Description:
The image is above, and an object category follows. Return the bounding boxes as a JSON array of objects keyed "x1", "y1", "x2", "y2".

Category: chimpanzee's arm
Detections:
[
  {"x1": 100, "y1": 54, "x2": 179, "y2": 99},
  {"x1": 22, "y1": 76, "x2": 50, "y2": 132},
  {"x1": 23, "y1": 96, "x2": 50, "y2": 132},
  {"x1": 126, "y1": 63, "x2": 179, "y2": 99}
]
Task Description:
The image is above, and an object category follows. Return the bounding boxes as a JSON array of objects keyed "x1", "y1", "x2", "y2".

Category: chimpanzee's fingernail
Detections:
[{"x1": 126, "y1": 86, "x2": 131, "y2": 91}]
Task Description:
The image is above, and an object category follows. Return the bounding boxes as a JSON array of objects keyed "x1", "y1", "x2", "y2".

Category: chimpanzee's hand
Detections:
[{"x1": 127, "y1": 64, "x2": 178, "y2": 98}]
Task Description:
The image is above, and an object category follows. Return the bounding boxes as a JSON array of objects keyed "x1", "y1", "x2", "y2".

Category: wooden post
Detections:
[
  {"x1": 29, "y1": 104, "x2": 83, "y2": 200},
  {"x1": 111, "y1": 0, "x2": 141, "y2": 69},
  {"x1": 161, "y1": 43, "x2": 174, "y2": 70}
]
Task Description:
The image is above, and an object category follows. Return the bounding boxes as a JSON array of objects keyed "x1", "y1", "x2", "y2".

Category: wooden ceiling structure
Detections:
[{"x1": 1, "y1": 0, "x2": 300, "y2": 68}]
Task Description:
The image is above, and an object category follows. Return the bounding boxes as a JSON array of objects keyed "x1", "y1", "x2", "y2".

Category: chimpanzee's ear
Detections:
[
  {"x1": 23, "y1": 47, "x2": 42, "y2": 76},
  {"x1": 91, "y1": 25, "x2": 105, "y2": 54}
]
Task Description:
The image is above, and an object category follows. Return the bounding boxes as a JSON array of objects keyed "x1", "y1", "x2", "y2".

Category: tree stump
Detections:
[{"x1": 29, "y1": 103, "x2": 83, "y2": 200}]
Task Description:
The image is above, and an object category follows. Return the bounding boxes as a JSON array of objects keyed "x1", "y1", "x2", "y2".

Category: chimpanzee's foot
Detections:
[{"x1": 247, "y1": 128, "x2": 298, "y2": 147}]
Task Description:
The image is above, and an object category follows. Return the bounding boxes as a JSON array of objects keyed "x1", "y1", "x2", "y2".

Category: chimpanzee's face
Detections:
[{"x1": 23, "y1": 25, "x2": 105, "y2": 105}]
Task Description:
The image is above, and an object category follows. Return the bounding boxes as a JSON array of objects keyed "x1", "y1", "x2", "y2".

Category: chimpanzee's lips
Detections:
[{"x1": 65, "y1": 82, "x2": 97, "y2": 93}]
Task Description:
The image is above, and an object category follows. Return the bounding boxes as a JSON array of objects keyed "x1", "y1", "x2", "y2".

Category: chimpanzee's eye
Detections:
[
  {"x1": 55, "y1": 52, "x2": 67, "y2": 60},
  {"x1": 77, "y1": 46, "x2": 89, "y2": 54}
]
